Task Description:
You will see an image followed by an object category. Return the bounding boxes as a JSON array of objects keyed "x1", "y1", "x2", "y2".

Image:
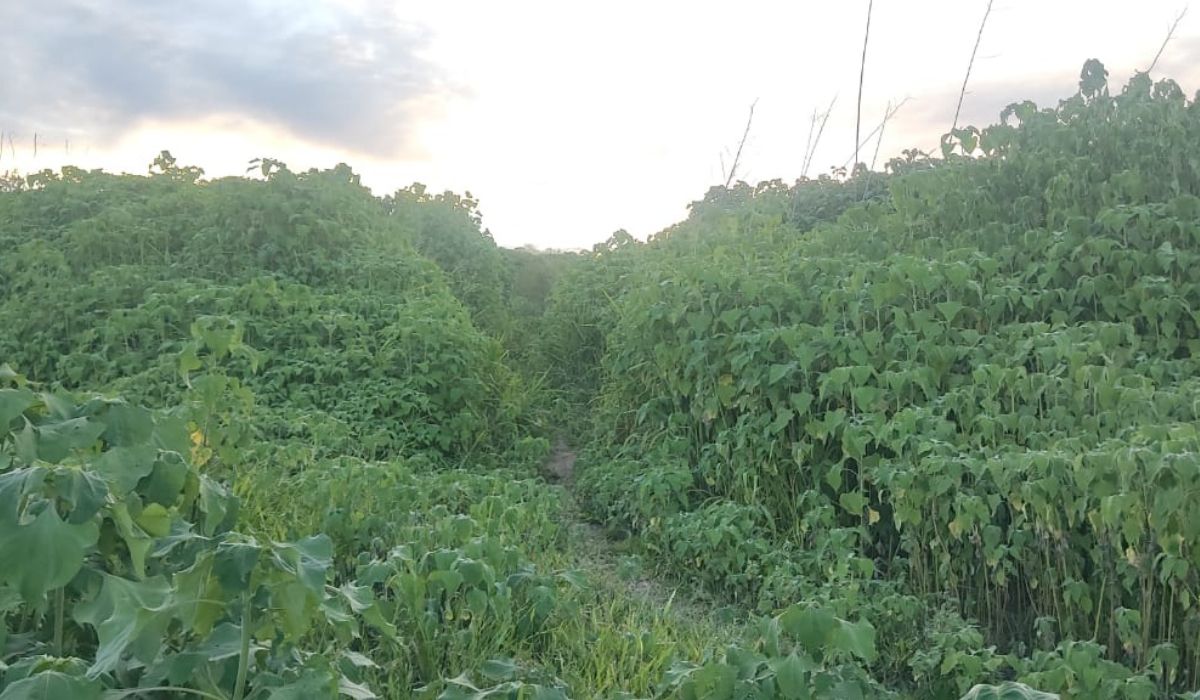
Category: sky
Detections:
[{"x1": 2, "y1": 0, "x2": 1198, "y2": 250}]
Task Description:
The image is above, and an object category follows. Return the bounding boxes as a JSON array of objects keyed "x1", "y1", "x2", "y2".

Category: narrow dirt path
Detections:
[
  {"x1": 542, "y1": 438, "x2": 741, "y2": 632},
  {"x1": 545, "y1": 436, "x2": 577, "y2": 483}
]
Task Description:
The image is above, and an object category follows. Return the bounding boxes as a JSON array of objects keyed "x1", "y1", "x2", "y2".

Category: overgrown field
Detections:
[{"x1": 2, "y1": 61, "x2": 1200, "y2": 699}]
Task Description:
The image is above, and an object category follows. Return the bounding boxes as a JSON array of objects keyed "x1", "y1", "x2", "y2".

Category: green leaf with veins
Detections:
[
  {"x1": 73, "y1": 574, "x2": 175, "y2": 677},
  {"x1": 0, "y1": 505, "x2": 98, "y2": 601}
]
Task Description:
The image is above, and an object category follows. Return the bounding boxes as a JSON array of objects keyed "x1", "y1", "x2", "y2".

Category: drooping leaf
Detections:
[
  {"x1": 33, "y1": 417, "x2": 106, "y2": 464},
  {"x1": 213, "y1": 540, "x2": 262, "y2": 593},
  {"x1": 98, "y1": 403, "x2": 155, "y2": 448},
  {"x1": 0, "y1": 506, "x2": 98, "y2": 601},
  {"x1": 264, "y1": 666, "x2": 339, "y2": 700},
  {"x1": 338, "y1": 676, "x2": 377, "y2": 700},
  {"x1": 174, "y1": 552, "x2": 225, "y2": 636},
  {"x1": 480, "y1": 657, "x2": 517, "y2": 682},
  {"x1": 140, "y1": 454, "x2": 189, "y2": 506},
  {"x1": 0, "y1": 467, "x2": 47, "y2": 522},
  {"x1": 0, "y1": 671, "x2": 102, "y2": 700},
  {"x1": 73, "y1": 574, "x2": 175, "y2": 677},
  {"x1": 271, "y1": 579, "x2": 318, "y2": 641},
  {"x1": 51, "y1": 468, "x2": 109, "y2": 524},
  {"x1": 771, "y1": 652, "x2": 814, "y2": 699},
  {"x1": 0, "y1": 389, "x2": 36, "y2": 436},
  {"x1": 134, "y1": 502, "x2": 172, "y2": 538},
  {"x1": 831, "y1": 617, "x2": 877, "y2": 663},
  {"x1": 92, "y1": 446, "x2": 157, "y2": 495},
  {"x1": 270, "y1": 535, "x2": 332, "y2": 593},
  {"x1": 779, "y1": 605, "x2": 837, "y2": 660},
  {"x1": 958, "y1": 683, "x2": 1059, "y2": 700},
  {"x1": 687, "y1": 663, "x2": 736, "y2": 700}
]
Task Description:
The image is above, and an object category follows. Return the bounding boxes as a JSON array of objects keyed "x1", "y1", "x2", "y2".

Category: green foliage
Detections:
[
  {"x1": 959, "y1": 683, "x2": 1059, "y2": 700},
  {"x1": 0, "y1": 367, "x2": 385, "y2": 698},
  {"x1": 5, "y1": 57, "x2": 1200, "y2": 700},
  {"x1": 659, "y1": 603, "x2": 886, "y2": 699},
  {"x1": 385, "y1": 184, "x2": 508, "y2": 336},
  {"x1": 0, "y1": 160, "x2": 523, "y2": 462},
  {"x1": 561, "y1": 61, "x2": 1200, "y2": 697}
]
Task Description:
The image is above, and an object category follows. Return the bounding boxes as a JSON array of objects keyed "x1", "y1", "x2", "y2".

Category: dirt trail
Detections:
[
  {"x1": 542, "y1": 437, "x2": 740, "y2": 631},
  {"x1": 545, "y1": 436, "x2": 577, "y2": 482}
]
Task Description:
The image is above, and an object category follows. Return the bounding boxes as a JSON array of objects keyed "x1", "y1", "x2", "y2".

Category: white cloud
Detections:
[{"x1": 3, "y1": 0, "x2": 1197, "y2": 249}]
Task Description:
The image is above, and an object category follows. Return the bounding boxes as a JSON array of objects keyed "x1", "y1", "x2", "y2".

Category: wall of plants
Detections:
[{"x1": 563, "y1": 62, "x2": 1200, "y2": 698}]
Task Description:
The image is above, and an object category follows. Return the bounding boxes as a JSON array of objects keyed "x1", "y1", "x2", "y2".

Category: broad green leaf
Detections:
[
  {"x1": 768, "y1": 363, "x2": 794, "y2": 385},
  {"x1": 2, "y1": 656, "x2": 91, "y2": 684},
  {"x1": 724, "y1": 646, "x2": 765, "y2": 680},
  {"x1": 838, "y1": 491, "x2": 867, "y2": 514},
  {"x1": 198, "y1": 476, "x2": 235, "y2": 536},
  {"x1": 328, "y1": 583, "x2": 398, "y2": 641},
  {"x1": 134, "y1": 502, "x2": 171, "y2": 537},
  {"x1": 272, "y1": 579, "x2": 317, "y2": 641},
  {"x1": 0, "y1": 671, "x2": 102, "y2": 700},
  {"x1": 214, "y1": 540, "x2": 262, "y2": 593},
  {"x1": 789, "y1": 391, "x2": 814, "y2": 416},
  {"x1": 530, "y1": 687, "x2": 568, "y2": 700},
  {"x1": 959, "y1": 683, "x2": 1059, "y2": 700},
  {"x1": 0, "y1": 364, "x2": 21, "y2": 383},
  {"x1": 0, "y1": 388, "x2": 36, "y2": 435},
  {"x1": 936, "y1": 301, "x2": 965, "y2": 323},
  {"x1": 98, "y1": 403, "x2": 154, "y2": 448},
  {"x1": 74, "y1": 574, "x2": 174, "y2": 677},
  {"x1": 151, "y1": 414, "x2": 191, "y2": 457},
  {"x1": 772, "y1": 653, "x2": 814, "y2": 699},
  {"x1": 779, "y1": 606, "x2": 837, "y2": 659},
  {"x1": 141, "y1": 455, "x2": 188, "y2": 506},
  {"x1": 428, "y1": 569, "x2": 464, "y2": 598},
  {"x1": 769, "y1": 409, "x2": 794, "y2": 435},
  {"x1": 265, "y1": 666, "x2": 338, "y2": 700},
  {"x1": 480, "y1": 657, "x2": 517, "y2": 682},
  {"x1": 338, "y1": 676, "x2": 377, "y2": 700},
  {"x1": 340, "y1": 650, "x2": 377, "y2": 669},
  {"x1": 688, "y1": 663, "x2": 736, "y2": 700},
  {"x1": 91, "y1": 446, "x2": 157, "y2": 496},
  {"x1": 190, "y1": 621, "x2": 259, "y2": 662},
  {"x1": 138, "y1": 650, "x2": 207, "y2": 689},
  {"x1": 51, "y1": 468, "x2": 109, "y2": 524},
  {"x1": 0, "y1": 506, "x2": 98, "y2": 601},
  {"x1": 270, "y1": 535, "x2": 332, "y2": 592},
  {"x1": 108, "y1": 501, "x2": 153, "y2": 579},
  {"x1": 34, "y1": 417, "x2": 106, "y2": 464},
  {"x1": 175, "y1": 552, "x2": 225, "y2": 636},
  {"x1": 0, "y1": 467, "x2": 47, "y2": 522},
  {"x1": 831, "y1": 618, "x2": 877, "y2": 663},
  {"x1": 14, "y1": 422, "x2": 37, "y2": 464},
  {"x1": 457, "y1": 559, "x2": 487, "y2": 587}
]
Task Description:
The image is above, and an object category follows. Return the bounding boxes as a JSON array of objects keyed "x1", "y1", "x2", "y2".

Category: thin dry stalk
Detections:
[
  {"x1": 724, "y1": 99, "x2": 759, "y2": 188},
  {"x1": 870, "y1": 99, "x2": 893, "y2": 171},
  {"x1": 854, "y1": 0, "x2": 875, "y2": 168},
  {"x1": 841, "y1": 97, "x2": 910, "y2": 170},
  {"x1": 802, "y1": 95, "x2": 837, "y2": 179},
  {"x1": 952, "y1": 0, "x2": 995, "y2": 133},
  {"x1": 1148, "y1": 7, "x2": 1189, "y2": 73}
]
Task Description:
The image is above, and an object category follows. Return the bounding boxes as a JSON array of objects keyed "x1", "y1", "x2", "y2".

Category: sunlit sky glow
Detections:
[{"x1": 3, "y1": 1, "x2": 1198, "y2": 249}]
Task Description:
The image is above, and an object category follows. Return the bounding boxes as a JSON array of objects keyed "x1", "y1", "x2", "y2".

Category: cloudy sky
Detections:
[{"x1": 2, "y1": 1, "x2": 1198, "y2": 249}]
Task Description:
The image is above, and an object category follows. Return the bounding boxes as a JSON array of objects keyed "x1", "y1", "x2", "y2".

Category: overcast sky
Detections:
[{"x1": 2, "y1": 0, "x2": 1198, "y2": 249}]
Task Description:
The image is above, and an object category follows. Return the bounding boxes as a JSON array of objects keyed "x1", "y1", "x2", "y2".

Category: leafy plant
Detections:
[{"x1": 0, "y1": 365, "x2": 386, "y2": 698}]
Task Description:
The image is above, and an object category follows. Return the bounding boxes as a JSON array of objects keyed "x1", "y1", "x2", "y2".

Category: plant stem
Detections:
[
  {"x1": 232, "y1": 591, "x2": 252, "y2": 700},
  {"x1": 53, "y1": 586, "x2": 64, "y2": 657},
  {"x1": 952, "y1": 0, "x2": 994, "y2": 133},
  {"x1": 854, "y1": 0, "x2": 875, "y2": 169}
]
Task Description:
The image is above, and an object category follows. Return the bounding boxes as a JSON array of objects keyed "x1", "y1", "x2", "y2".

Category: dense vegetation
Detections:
[{"x1": 2, "y1": 60, "x2": 1199, "y2": 699}]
